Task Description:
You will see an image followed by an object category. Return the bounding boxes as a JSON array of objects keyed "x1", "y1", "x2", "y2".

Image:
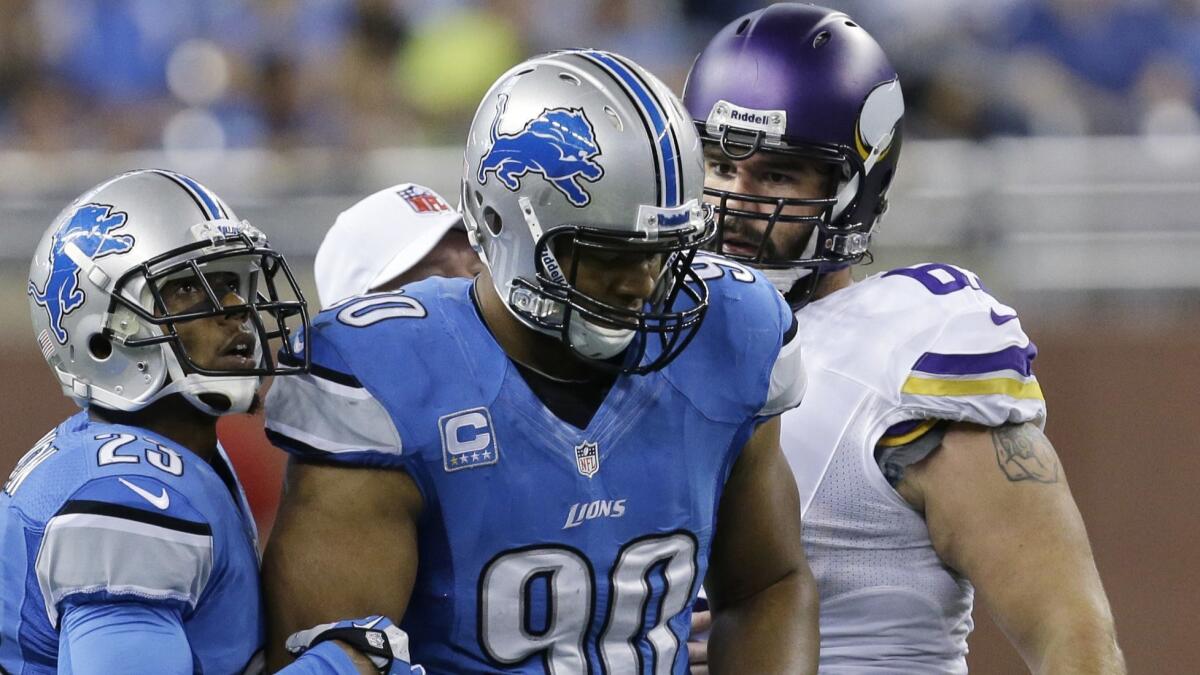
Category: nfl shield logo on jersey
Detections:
[{"x1": 574, "y1": 441, "x2": 599, "y2": 478}]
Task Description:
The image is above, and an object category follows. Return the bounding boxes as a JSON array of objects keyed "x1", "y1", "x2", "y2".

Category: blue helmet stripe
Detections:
[
  {"x1": 150, "y1": 170, "x2": 224, "y2": 220},
  {"x1": 172, "y1": 172, "x2": 226, "y2": 219},
  {"x1": 608, "y1": 51, "x2": 686, "y2": 208},
  {"x1": 579, "y1": 50, "x2": 680, "y2": 207}
]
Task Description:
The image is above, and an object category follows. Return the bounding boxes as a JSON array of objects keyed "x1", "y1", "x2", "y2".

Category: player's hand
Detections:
[
  {"x1": 688, "y1": 609, "x2": 712, "y2": 675},
  {"x1": 286, "y1": 615, "x2": 425, "y2": 675}
]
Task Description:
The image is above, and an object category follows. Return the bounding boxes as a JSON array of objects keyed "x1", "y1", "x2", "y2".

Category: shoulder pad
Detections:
[
  {"x1": 665, "y1": 254, "x2": 798, "y2": 422},
  {"x1": 266, "y1": 277, "x2": 501, "y2": 472},
  {"x1": 884, "y1": 264, "x2": 1047, "y2": 427},
  {"x1": 36, "y1": 475, "x2": 213, "y2": 626}
]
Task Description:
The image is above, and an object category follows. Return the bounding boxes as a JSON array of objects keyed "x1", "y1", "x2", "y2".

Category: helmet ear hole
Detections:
[
  {"x1": 88, "y1": 333, "x2": 113, "y2": 361},
  {"x1": 482, "y1": 207, "x2": 503, "y2": 237},
  {"x1": 813, "y1": 31, "x2": 831, "y2": 48}
]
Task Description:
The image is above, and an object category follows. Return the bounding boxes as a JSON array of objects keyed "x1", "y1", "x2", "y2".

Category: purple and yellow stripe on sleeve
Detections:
[
  {"x1": 902, "y1": 343, "x2": 1044, "y2": 401},
  {"x1": 877, "y1": 418, "x2": 939, "y2": 448}
]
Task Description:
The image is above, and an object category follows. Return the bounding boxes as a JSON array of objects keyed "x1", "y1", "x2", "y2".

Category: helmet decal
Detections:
[
  {"x1": 27, "y1": 170, "x2": 310, "y2": 416},
  {"x1": 578, "y1": 49, "x2": 682, "y2": 207},
  {"x1": 150, "y1": 169, "x2": 228, "y2": 220},
  {"x1": 854, "y1": 79, "x2": 904, "y2": 164},
  {"x1": 463, "y1": 50, "x2": 714, "y2": 373},
  {"x1": 478, "y1": 95, "x2": 605, "y2": 207},
  {"x1": 28, "y1": 203, "x2": 134, "y2": 344},
  {"x1": 682, "y1": 4, "x2": 906, "y2": 309}
]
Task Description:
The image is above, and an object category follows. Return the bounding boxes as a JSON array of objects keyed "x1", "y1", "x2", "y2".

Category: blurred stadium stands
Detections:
[{"x1": 1, "y1": 1, "x2": 1197, "y2": 672}]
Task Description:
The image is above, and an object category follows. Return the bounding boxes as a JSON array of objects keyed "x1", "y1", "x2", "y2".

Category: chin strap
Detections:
[
  {"x1": 760, "y1": 266, "x2": 814, "y2": 296},
  {"x1": 567, "y1": 316, "x2": 635, "y2": 360},
  {"x1": 156, "y1": 344, "x2": 260, "y2": 415}
]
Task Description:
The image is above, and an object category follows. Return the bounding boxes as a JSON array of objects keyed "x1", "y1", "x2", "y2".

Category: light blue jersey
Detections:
[
  {"x1": 0, "y1": 412, "x2": 263, "y2": 674},
  {"x1": 265, "y1": 256, "x2": 805, "y2": 674}
]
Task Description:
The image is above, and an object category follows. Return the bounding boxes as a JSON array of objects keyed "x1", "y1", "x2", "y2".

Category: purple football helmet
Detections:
[{"x1": 683, "y1": 3, "x2": 904, "y2": 307}]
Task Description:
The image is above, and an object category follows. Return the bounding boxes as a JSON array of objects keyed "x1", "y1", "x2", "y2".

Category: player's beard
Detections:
[
  {"x1": 719, "y1": 214, "x2": 814, "y2": 262},
  {"x1": 720, "y1": 215, "x2": 778, "y2": 259}
]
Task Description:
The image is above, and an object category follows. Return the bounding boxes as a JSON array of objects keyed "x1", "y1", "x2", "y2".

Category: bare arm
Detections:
[
  {"x1": 262, "y1": 458, "x2": 424, "y2": 671},
  {"x1": 704, "y1": 416, "x2": 819, "y2": 674},
  {"x1": 898, "y1": 422, "x2": 1124, "y2": 675}
]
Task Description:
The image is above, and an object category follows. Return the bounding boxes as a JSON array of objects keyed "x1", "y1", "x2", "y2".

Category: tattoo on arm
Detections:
[{"x1": 991, "y1": 424, "x2": 1060, "y2": 484}]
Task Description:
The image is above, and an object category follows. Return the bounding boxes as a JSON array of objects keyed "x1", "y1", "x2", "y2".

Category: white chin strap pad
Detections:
[
  {"x1": 761, "y1": 266, "x2": 814, "y2": 296},
  {"x1": 157, "y1": 345, "x2": 260, "y2": 415},
  {"x1": 568, "y1": 317, "x2": 635, "y2": 361}
]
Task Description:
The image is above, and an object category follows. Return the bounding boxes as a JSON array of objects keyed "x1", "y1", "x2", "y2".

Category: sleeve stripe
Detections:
[
  {"x1": 36, "y1": 512, "x2": 213, "y2": 626},
  {"x1": 901, "y1": 375, "x2": 1045, "y2": 401},
  {"x1": 279, "y1": 351, "x2": 363, "y2": 388},
  {"x1": 264, "y1": 425, "x2": 399, "y2": 457},
  {"x1": 877, "y1": 418, "x2": 939, "y2": 448},
  {"x1": 913, "y1": 343, "x2": 1037, "y2": 378},
  {"x1": 56, "y1": 499, "x2": 212, "y2": 536},
  {"x1": 43, "y1": 512, "x2": 213, "y2": 549},
  {"x1": 782, "y1": 312, "x2": 799, "y2": 345},
  {"x1": 264, "y1": 373, "x2": 402, "y2": 456},
  {"x1": 264, "y1": 428, "x2": 330, "y2": 458},
  {"x1": 760, "y1": 326, "x2": 806, "y2": 417}
]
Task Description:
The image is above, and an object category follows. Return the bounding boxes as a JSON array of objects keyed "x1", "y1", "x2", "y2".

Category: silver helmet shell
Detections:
[
  {"x1": 27, "y1": 169, "x2": 309, "y2": 415},
  {"x1": 461, "y1": 49, "x2": 714, "y2": 373}
]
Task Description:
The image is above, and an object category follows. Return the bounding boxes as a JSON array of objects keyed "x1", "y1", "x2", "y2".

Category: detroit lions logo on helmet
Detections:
[
  {"x1": 477, "y1": 95, "x2": 605, "y2": 207},
  {"x1": 29, "y1": 203, "x2": 135, "y2": 344}
]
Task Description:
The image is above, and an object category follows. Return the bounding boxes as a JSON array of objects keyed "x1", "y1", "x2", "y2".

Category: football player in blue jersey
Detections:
[
  {"x1": 682, "y1": 5, "x2": 1124, "y2": 674},
  {"x1": 262, "y1": 50, "x2": 818, "y2": 674},
  {"x1": 1, "y1": 169, "x2": 420, "y2": 674}
]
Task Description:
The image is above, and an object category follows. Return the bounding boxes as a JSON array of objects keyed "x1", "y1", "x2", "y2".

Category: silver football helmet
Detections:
[
  {"x1": 27, "y1": 169, "x2": 309, "y2": 415},
  {"x1": 461, "y1": 49, "x2": 715, "y2": 374}
]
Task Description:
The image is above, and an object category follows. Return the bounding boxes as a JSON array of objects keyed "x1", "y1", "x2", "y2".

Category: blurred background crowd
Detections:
[
  {"x1": 0, "y1": 1, "x2": 1196, "y2": 672},
  {"x1": 2, "y1": 0, "x2": 1200, "y2": 152}
]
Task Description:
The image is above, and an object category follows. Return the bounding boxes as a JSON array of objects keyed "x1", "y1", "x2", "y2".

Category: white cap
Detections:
[{"x1": 314, "y1": 183, "x2": 462, "y2": 308}]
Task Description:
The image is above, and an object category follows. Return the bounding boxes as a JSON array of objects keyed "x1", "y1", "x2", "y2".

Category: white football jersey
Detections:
[{"x1": 782, "y1": 263, "x2": 1046, "y2": 674}]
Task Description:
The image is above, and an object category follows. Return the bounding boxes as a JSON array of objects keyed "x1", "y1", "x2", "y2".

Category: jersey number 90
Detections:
[{"x1": 479, "y1": 532, "x2": 698, "y2": 675}]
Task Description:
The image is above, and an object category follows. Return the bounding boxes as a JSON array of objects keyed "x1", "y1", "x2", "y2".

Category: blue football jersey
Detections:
[
  {"x1": 0, "y1": 412, "x2": 263, "y2": 674},
  {"x1": 265, "y1": 256, "x2": 804, "y2": 674}
]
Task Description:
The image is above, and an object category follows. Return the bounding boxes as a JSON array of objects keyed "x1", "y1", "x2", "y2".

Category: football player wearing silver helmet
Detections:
[
  {"x1": 4, "y1": 170, "x2": 423, "y2": 674},
  {"x1": 263, "y1": 50, "x2": 816, "y2": 674},
  {"x1": 5, "y1": 170, "x2": 427, "y2": 674},
  {"x1": 683, "y1": 5, "x2": 1123, "y2": 674}
]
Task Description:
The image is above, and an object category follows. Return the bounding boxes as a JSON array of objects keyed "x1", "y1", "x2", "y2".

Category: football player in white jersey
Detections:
[{"x1": 682, "y1": 4, "x2": 1124, "y2": 674}]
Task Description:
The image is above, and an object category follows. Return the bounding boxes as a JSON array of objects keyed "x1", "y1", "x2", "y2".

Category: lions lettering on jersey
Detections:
[{"x1": 265, "y1": 265, "x2": 803, "y2": 674}]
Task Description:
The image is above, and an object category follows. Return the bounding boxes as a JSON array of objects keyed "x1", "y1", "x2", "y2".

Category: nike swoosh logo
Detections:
[
  {"x1": 990, "y1": 308, "x2": 1019, "y2": 325},
  {"x1": 118, "y1": 477, "x2": 170, "y2": 510},
  {"x1": 352, "y1": 616, "x2": 384, "y2": 630}
]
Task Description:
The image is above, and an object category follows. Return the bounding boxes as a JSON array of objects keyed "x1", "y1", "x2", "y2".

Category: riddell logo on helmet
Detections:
[
  {"x1": 706, "y1": 101, "x2": 787, "y2": 138},
  {"x1": 729, "y1": 109, "x2": 770, "y2": 125}
]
